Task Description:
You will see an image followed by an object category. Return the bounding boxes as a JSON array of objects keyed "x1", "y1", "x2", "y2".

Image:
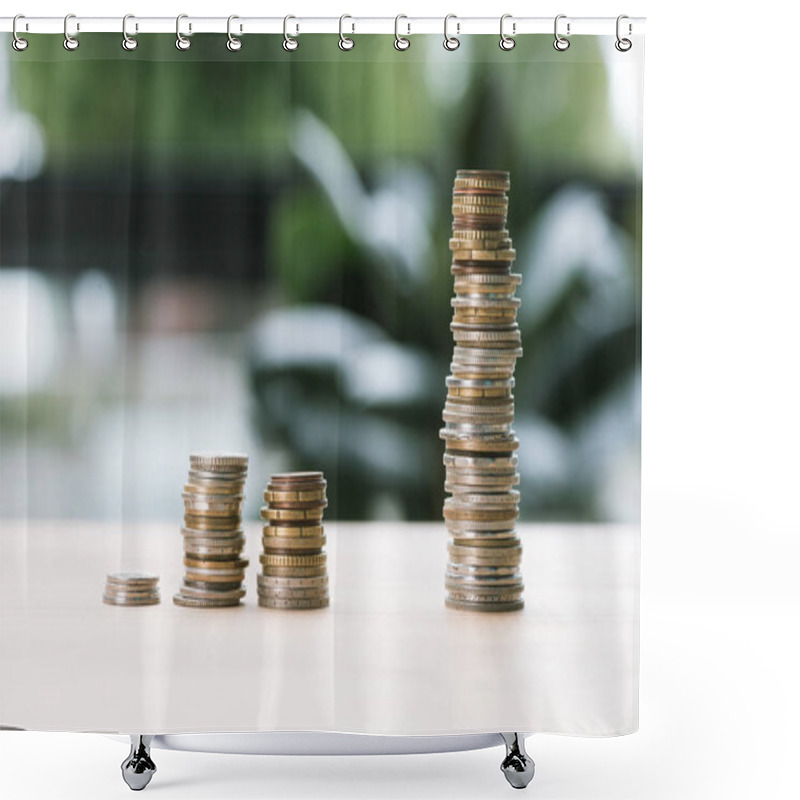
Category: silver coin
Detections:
[
  {"x1": 445, "y1": 515, "x2": 519, "y2": 533},
  {"x1": 443, "y1": 453, "x2": 518, "y2": 469},
  {"x1": 182, "y1": 565, "x2": 246, "y2": 578},
  {"x1": 103, "y1": 587, "x2": 162, "y2": 598},
  {"x1": 105, "y1": 572, "x2": 159, "y2": 586},
  {"x1": 187, "y1": 469, "x2": 247, "y2": 482},
  {"x1": 178, "y1": 582, "x2": 246, "y2": 600},
  {"x1": 446, "y1": 490, "x2": 520, "y2": 507},
  {"x1": 446, "y1": 562, "x2": 520, "y2": 577},
  {"x1": 103, "y1": 593, "x2": 160, "y2": 606},
  {"x1": 445, "y1": 597, "x2": 524, "y2": 612},
  {"x1": 257, "y1": 596, "x2": 329, "y2": 610},
  {"x1": 183, "y1": 543, "x2": 247, "y2": 557},
  {"x1": 447, "y1": 528, "x2": 519, "y2": 541},
  {"x1": 445, "y1": 377, "x2": 515, "y2": 390},
  {"x1": 173, "y1": 592, "x2": 242, "y2": 608},
  {"x1": 445, "y1": 572, "x2": 524, "y2": 590},
  {"x1": 257, "y1": 575, "x2": 329, "y2": 589}
]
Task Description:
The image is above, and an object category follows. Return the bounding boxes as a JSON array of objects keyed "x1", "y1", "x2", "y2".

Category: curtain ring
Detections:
[
  {"x1": 394, "y1": 14, "x2": 410, "y2": 51},
  {"x1": 122, "y1": 14, "x2": 138, "y2": 51},
  {"x1": 499, "y1": 14, "x2": 515, "y2": 51},
  {"x1": 615, "y1": 14, "x2": 632, "y2": 52},
  {"x1": 339, "y1": 14, "x2": 355, "y2": 51},
  {"x1": 553, "y1": 14, "x2": 570, "y2": 51},
  {"x1": 12, "y1": 14, "x2": 29, "y2": 52},
  {"x1": 283, "y1": 15, "x2": 299, "y2": 51},
  {"x1": 63, "y1": 13, "x2": 79, "y2": 51},
  {"x1": 227, "y1": 15, "x2": 242, "y2": 51},
  {"x1": 443, "y1": 14, "x2": 460, "y2": 51},
  {"x1": 176, "y1": 13, "x2": 191, "y2": 50}
]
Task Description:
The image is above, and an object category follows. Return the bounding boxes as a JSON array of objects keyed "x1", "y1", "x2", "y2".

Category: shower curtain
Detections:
[{"x1": 0, "y1": 29, "x2": 643, "y2": 737}]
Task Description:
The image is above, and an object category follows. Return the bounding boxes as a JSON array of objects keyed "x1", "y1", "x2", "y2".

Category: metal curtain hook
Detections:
[
  {"x1": 339, "y1": 14, "x2": 354, "y2": 50},
  {"x1": 283, "y1": 15, "x2": 299, "y2": 51},
  {"x1": 122, "y1": 14, "x2": 138, "y2": 51},
  {"x1": 553, "y1": 14, "x2": 570, "y2": 51},
  {"x1": 63, "y1": 13, "x2": 79, "y2": 50},
  {"x1": 12, "y1": 14, "x2": 29, "y2": 52},
  {"x1": 499, "y1": 14, "x2": 515, "y2": 51},
  {"x1": 615, "y1": 14, "x2": 632, "y2": 51},
  {"x1": 394, "y1": 14, "x2": 410, "y2": 50},
  {"x1": 443, "y1": 14, "x2": 460, "y2": 51},
  {"x1": 227, "y1": 15, "x2": 242, "y2": 51},
  {"x1": 176, "y1": 13, "x2": 191, "y2": 50}
]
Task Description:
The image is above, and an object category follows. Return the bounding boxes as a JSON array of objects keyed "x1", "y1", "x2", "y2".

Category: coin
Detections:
[
  {"x1": 105, "y1": 572, "x2": 159, "y2": 586},
  {"x1": 183, "y1": 558, "x2": 249, "y2": 570},
  {"x1": 261, "y1": 535, "x2": 327, "y2": 551},
  {"x1": 258, "y1": 596, "x2": 330, "y2": 610},
  {"x1": 260, "y1": 507, "x2": 325, "y2": 522},
  {"x1": 178, "y1": 582, "x2": 246, "y2": 601},
  {"x1": 445, "y1": 597, "x2": 524, "y2": 612},
  {"x1": 260, "y1": 552, "x2": 327, "y2": 567},
  {"x1": 257, "y1": 575, "x2": 329, "y2": 589},
  {"x1": 189, "y1": 452, "x2": 248, "y2": 470},
  {"x1": 262, "y1": 523, "x2": 324, "y2": 538},
  {"x1": 103, "y1": 593, "x2": 160, "y2": 606},
  {"x1": 173, "y1": 593, "x2": 242, "y2": 608}
]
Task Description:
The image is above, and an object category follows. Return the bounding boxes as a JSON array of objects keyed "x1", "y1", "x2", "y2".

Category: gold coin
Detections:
[
  {"x1": 184, "y1": 481, "x2": 244, "y2": 495},
  {"x1": 452, "y1": 249, "x2": 516, "y2": 262},
  {"x1": 260, "y1": 507, "x2": 325, "y2": 522},
  {"x1": 261, "y1": 565, "x2": 328, "y2": 577},
  {"x1": 264, "y1": 487, "x2": 327, "y2": 504},
  {"x1": 172, "y1": 593, "x2": 241, "y2": 608},
  {"x1": 261, "y1": 535, "x2": 327, "y2": 551},
  {"x1": 103, "y1": 594, "x2": 160, "y2": 607},
  {"x1": 445, "y1": 597, "x2": 524, "y2": 612},
  {"x1": 184, "y1": 557, "x2": 249, "y2": 570},
  {"x1": 260, "y1": 553, "x2": 327, "y2": 567},
  {"x1": 262, "y1": 523, "x2": 324, "y2": 538},
  {"x1": 270, "y1": 471, "x2": 325, "y2": 485}
]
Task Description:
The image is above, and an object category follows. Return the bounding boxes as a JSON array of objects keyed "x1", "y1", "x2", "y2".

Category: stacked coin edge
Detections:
[
  {"x1": 441, "y1": 169, "x2": 525, "y2": 612},
  {"x1": 103, "y1": 572, "x2": 160, "y2": 606},
  {"x1": 258, "y1": 471, "x2": 330, "y2": 610},
  {"x1": 173, "y1": 452, "x2": 249, "y2": 608}
]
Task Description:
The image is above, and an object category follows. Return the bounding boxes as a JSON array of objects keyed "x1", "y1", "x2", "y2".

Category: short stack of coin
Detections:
[
  {"x1": 441, "y1": 169, "x2": 524, "y2": 612},
  {"x1": 173, "y1": 452, "x2": 249, "y2": 608},
  {"x1": 258, "y1": 472, "x2": 330, "y2": 609},
  {"x1": 103, "y1": 572, "x2": 160, "y2": 606}
]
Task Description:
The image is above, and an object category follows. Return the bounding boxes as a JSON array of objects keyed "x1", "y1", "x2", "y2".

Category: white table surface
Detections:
[{"x1": 0, "y1": 521, "x2": 638, "y2": 737}]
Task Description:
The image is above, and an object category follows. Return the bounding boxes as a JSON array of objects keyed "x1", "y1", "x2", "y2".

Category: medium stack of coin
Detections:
[
  {"x1": 173, "y1": 452, "x2": 249, "y2": 608},
  {"x1": 258, "y1": 472, "x2": 330, "y2": 609},
  {"x1": 441, "y1": 170, "x2": 524, "y2": 612},
  {"x1": 103, "y1": 572, "x2": 160, "y2": 606}
]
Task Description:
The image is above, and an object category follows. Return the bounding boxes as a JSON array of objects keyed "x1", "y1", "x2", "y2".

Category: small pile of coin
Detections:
[
  {"x1": 173, "y1": 452, "x2": 249, "y2": 608},
  {"x1": 103, "y1": 572, "x2": 160, "y2": 606},
  {"x1": 441, "y1": 169, "x2": 524, "y2": 612},
  {"x1": 258, "y1": 472, "x2": 330, "y2": 609}
]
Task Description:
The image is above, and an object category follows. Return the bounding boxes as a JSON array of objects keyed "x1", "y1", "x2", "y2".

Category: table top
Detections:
[{"x1": 0, "y1": 521, "x2": 638, "y2": 737}]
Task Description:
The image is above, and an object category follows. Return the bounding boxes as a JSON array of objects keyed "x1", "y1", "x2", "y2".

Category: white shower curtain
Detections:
[{"x1": 0, "y1": 29, "x2": 643, "y2": 736}]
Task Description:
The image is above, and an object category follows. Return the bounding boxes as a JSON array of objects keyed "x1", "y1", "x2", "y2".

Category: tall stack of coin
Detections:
[
  {"x1": 441, "y1": 169, "x2": 524, "y2": 612},
  {"x1": 173, "y1": 452, "x2": 249, "y2": 608},
  {"x1": 258, "y1": 472, "x2": 330, "y2": 609}
]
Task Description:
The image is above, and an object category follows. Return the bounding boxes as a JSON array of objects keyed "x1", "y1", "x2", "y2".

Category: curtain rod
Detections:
[{"x1": 1, "y1": 15, "x2": 646, "y2": 37}]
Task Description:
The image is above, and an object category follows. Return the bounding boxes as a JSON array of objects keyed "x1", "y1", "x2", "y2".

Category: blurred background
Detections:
[{"x1": 0, "y1": 33, "x2": 641, "y2": 523}]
